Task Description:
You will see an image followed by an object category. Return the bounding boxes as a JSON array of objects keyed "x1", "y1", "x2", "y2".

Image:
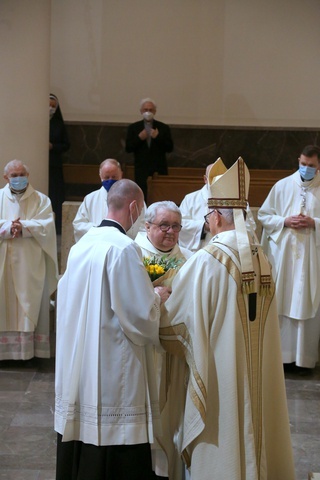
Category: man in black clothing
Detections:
[{"x1": 125, "y1": 98, "x2": 173, "y2": 202}]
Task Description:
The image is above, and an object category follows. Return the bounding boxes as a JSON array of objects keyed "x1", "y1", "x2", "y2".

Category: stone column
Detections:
[{"x1": 0, "y1": 0, "x2": 51, "y2": 194}]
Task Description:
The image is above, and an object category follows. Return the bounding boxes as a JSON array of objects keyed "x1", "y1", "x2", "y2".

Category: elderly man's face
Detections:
[
  {"x1": 5, "y1": 164, "x2": 28, "y2": 181},
  {"x1": 140, "y1": 101, "x2": 156, "y2": 115},
  {"x1": 146, "y1": 208, "x2": 181, "y2": 252}
]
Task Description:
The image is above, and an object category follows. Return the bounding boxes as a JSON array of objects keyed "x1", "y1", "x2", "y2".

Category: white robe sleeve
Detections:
[
  {"x1": 73, "y1": 197, "x2": 95, "y2": 242},
  {"x1": 258, "y1": 185, "x2": 285, "y2": 243},
  {"x1": 179, "y1": 195, "x2": 207, "y2": 251}
]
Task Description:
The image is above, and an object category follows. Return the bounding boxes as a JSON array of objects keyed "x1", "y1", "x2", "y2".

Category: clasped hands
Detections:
[
  {"x1": 154, "y1": 286, "x2": 171, "y2": 304},
  {"x1": 10, "y1": 217, "x2": 22, "y2": 238},
  {"x1": 284, "y1": 214, "x2": 315, "y2": 230},
  {"x1": 139, "y1": 128, "x2": 159, "y2": 141}
]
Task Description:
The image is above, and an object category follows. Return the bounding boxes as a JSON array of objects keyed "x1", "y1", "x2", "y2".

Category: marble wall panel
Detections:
[{"x1": 63, "y1": 122, "x2": 320, "y2": 170}]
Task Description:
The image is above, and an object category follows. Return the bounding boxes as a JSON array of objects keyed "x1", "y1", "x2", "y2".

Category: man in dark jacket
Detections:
[{"x1": 125, "y1": 98, "x2": 173, "y2": 201}]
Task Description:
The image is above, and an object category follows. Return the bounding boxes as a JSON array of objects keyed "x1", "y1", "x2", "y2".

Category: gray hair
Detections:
[
  {"x1": 220, "y1": 208, "x2": 234, "y2": 225},
  {"x1": 4, "y1": 160, "x2": 29, "y2": 176},
  {"x1": 140, "y1": 97, "x2": 157, "y2": 109},
  {"x1": 145, "y1": 201, "x2": 181, "y2": 223}
]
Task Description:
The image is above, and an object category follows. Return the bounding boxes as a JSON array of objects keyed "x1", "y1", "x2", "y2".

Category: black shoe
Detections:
[
  {"x1": 283, "y1": 362, "x2": 296, "y2": 372},
  {"x1": 296, "y1": 366, "x2": 313, "y2": 376}
]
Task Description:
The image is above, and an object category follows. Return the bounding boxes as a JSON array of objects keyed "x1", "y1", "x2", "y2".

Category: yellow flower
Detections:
[
  {"x1": 155, "y1": 265, "x2": 165, "y2": 275},
  {"x1": 143, "y1": 255, "x2": 183, "y2": 282}
]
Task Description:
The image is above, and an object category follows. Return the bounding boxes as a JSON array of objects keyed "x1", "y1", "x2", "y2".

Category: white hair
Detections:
[
  {"x1": 145, "y1": 201, "x2": 181, "y2": 223},
  {"x1": 4, "y1": 160, "x2": 29, "y2": 176},
  {"x1": 220, "y1": 208, "x2": 234, "y2": 225},
  {"x1": 140, "y1": 97, "x2": 157, "y2": 109}
]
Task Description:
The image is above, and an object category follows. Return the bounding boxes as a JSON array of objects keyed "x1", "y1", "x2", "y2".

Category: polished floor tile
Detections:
[
  {"x1": 0, "y1": 358, "x2": 319, "y2": 479},
  {"x1": 0, "y1": 359, "x2": 56, "y2": 479}
]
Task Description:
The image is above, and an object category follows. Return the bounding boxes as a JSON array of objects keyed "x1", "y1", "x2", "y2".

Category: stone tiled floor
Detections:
[
  {"x1": 0, "y1": 358, "x2": 56, "y2": 479},
  {"x1": 0, "y1": 358, "x2": 319, "y2": 479}
]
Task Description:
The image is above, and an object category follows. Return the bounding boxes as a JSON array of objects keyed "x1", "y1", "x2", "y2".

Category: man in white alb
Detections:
[
  {"x1": 55, "y1": 179, "x2": 171, "y2": 480},
  {"x1": 258, "y1": 144, "x2": 320, "y2": 374},
  {"x1": 73, "y1": 158, "x2": 145, "y2": 241},
  {"x1": 73, "y1": 158, "x2": 123, "y2": 241},
  {"x1": 0, "y1": 160, "x2": 58, "y2": 359}
]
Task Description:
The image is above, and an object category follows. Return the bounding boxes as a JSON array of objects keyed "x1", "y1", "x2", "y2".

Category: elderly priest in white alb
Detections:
[{"x1": 0, "y1": 159, "x2": 58, "y2": 360}]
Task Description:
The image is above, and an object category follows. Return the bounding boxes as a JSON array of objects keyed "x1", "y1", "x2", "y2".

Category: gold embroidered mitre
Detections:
[
  {"x1": 207, "y1": 157, "x2": 272, "y2": 295},
  {"x1": 207, "y1": 157, "x2": 249, "y2": 210},
  {"x1": 207, "y1": 157, "x2": 228, "y2": 184}
]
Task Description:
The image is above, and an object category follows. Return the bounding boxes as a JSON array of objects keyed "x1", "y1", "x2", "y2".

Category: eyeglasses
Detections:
[
  {"x1": 148, "y1": 222, "x2": 182, "y2": 232},
  {"x1": 204, "y1": 209, "x2": 222, "y2": 224}
]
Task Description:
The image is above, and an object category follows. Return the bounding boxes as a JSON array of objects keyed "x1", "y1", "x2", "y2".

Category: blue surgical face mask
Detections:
[
  {"x1": 299, "y1": 165, "x2": 317, "y2": 181},
  {"x1": 9, "y1": 176, "x2": 28, "y2": 191},
  {"x1": 102, "y1": 179, "x2": 117, "y2": 192}
]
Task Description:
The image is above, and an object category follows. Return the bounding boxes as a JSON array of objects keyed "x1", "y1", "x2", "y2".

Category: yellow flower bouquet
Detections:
[{"x1": 143, "y1": 255, "x2": 184, "y2": 286}]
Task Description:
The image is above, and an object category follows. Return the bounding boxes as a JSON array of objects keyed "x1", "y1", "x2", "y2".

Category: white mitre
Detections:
[{"x1": 207, "y1": 157, "x2": 272, "y2": 295}]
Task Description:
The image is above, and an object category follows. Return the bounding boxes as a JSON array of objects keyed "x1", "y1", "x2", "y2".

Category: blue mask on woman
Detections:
[
  {"x1": 9, "y1": 176, "x2": 28, "y2": 191},
  {"x1": 102, "y1": 179, "x2": 117, "y2": 192}
]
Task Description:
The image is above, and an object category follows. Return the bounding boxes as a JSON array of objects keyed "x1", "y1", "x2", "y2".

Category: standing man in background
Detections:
[
  {"x1": 125, "y1": 98, "x2": 173, "y2": 201},
  {"x1": 73, "y1": 158, "x2": 123, "y2": 241},
  {"x1": 73, "y1": 158, "x2": 146, "y2": 242},
  {"x1": 259, "y1": 144, "x2": 320, "y2": 375}
]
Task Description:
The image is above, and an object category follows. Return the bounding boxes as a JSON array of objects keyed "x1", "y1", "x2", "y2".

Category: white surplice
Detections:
[
  {"x1": 0, "y1": 184, "x2": 58, "y2": 359},
  {"x1": 55, "y1": 224, "x2": 162, "y2": 446},
  {"x1": 160, "y1": 230, "x2": 295, "y2": 480},
  {"x1": 135, "y1": 231, "x2": 193, "y2": 263},
  {"x1": 73, "y1": 186, "x2": 108, "y2": 241},
  {"x1": 258, "y1": 170, "x2": 320, "y2": 367},
  {"x1": 178, "y1": 185, "x2": 213, "y2": 252}
]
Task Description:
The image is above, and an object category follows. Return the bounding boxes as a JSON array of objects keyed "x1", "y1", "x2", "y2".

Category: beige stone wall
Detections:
[
  {"x1": 51, "y1": 0, "x2": 320, "y2": 128},
  {"x1": 0, "y1": 0, "x2": 51, "y2": 193}
]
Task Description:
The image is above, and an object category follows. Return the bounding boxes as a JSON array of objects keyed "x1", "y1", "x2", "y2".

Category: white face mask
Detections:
[
  {"x1": 127, "y1": 204, "x2": 141, "y2": 240},
  {"x1": 49, "y1": 106, "x2": 56, "y2": 118},
  {"x1": 142, "y1": 111, "x2": 154, "y2": 122}
]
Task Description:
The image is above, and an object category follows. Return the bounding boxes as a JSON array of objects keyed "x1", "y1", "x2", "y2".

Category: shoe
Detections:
[
  {"x1": 296, "y1": 366, "x2": 313, "y2": 376},
  {"x1": 283, "y1": 362, "x2": 296, "y2": 372}
]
